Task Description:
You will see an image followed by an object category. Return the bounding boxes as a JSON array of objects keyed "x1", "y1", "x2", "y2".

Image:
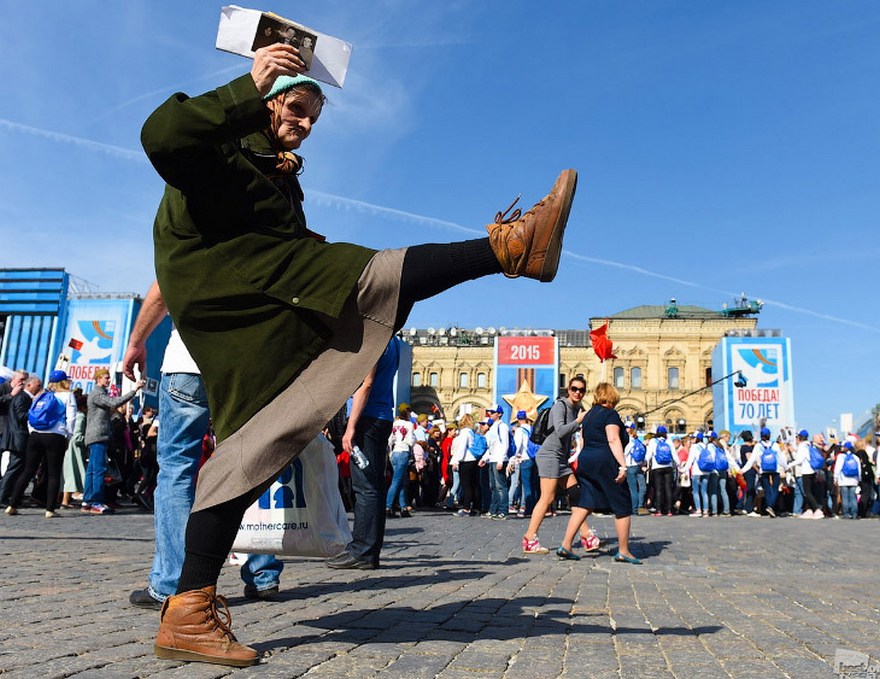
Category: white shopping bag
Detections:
[{"x1": 232, "y1": 434, "x2": 351, "y2": 557}]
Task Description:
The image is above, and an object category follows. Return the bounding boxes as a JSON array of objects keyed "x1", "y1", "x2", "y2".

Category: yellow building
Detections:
[{"x1": 404, "y1": 302, "x2": 761, "y2": 433}]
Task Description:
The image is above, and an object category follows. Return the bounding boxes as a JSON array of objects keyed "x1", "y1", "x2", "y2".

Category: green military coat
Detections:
[{"x1": 142, "y1": 74, "x2": 376, "y2": 442}]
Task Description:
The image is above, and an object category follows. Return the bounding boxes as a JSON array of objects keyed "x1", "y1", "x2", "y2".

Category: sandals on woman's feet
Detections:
[
  {"x1": 613, "y1": 552, "x2": 642, "y2": 565},
  {"x1": 556, "y1": 546, "x2": 581, "y2": 561}
]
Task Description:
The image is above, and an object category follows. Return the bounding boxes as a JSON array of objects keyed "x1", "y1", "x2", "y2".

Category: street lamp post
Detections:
[{"x1": 636, "y1": 370, "x2": 747, "y2": 431}]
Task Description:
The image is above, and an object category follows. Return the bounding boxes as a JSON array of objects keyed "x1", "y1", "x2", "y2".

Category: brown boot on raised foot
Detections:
[
  {"x1": 486, "y1": 169, "x2": 578, "y2": 282},
  {"x1": 154, "y1": 586, "x2": 259, "y2": 667}
]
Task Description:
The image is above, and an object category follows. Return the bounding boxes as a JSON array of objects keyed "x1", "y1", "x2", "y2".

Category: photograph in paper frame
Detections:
[{"x1": 251, "y1": 14, "x2": 317, "y2": 70}]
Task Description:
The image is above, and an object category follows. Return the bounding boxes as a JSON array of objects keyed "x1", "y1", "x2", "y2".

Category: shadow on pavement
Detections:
[
  {"x1": 234, "y1": 566, "x2": 494, "y2": 605},
  {"x1": 588, "y1": 537, "x2": 673, "y2": 559},
  {"x1": 254, "y1": 596, "x2": 724, "y2": 652}
]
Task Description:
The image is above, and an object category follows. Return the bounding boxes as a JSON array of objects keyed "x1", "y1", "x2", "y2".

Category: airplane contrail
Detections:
[
  {"x1": 0, "y1": 119, "x2": 147, "y2": 162},
  {"x1": 2, "y1": 118, "x2": 876, "y2": 333}
]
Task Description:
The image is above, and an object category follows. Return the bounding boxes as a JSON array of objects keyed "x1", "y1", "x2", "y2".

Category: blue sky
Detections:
[{"x1": 0, "y1": 1, "x2": 877, "y2": 433}]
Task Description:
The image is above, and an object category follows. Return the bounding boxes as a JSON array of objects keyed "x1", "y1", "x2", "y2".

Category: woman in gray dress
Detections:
[{"x1": 521, "y1": 375, "x2": 599, "y2": 555}]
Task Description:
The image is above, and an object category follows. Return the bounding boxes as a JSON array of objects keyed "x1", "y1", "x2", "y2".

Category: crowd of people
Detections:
[
  {"x1": 0, "y1": 368, "x2": 149, "y2": 518},
  {"x1": 368, "y1": 403, "x2": 880, "y2": 526},
  {"x1": 5, "y1": 364, "x2": 876, "y2": 529}
]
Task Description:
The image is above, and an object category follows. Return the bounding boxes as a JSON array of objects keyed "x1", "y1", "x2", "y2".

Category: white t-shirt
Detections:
[
  {"x1": 483, "y1": 419, "x2": 510, "y2": 464},
  {"x1": 161, "y1": 328, "x2": 200, "y2": 375}
]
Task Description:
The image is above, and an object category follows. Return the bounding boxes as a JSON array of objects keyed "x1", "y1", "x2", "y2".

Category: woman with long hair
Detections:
[
  {"x1": 452, "y1": 414, "x2": 480, "y2": 516},
  {"x1": 521, "y1": 375, "x2": 597, "y2": 555}
]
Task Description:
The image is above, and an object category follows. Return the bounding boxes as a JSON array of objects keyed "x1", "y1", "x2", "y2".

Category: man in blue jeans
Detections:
[
  {"x1": 83, "y1": 369, "x2": 144, "y2": 514},
  {"x1": 480, "y1": 404, "x2": 510, "y2": 520},
  {"x1": 124, "y1": 282, "x2": 282, "y2": 609},
  {"x1": 327, "y1": 337, "x2": 401, "y2": 569},
  {"x1": 511, "y1": 410, "x2": 538, "y2": 518}
]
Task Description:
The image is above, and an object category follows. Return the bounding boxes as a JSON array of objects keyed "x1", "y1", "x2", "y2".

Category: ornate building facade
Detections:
[{"x1": 403, "y1": 304, "x2": 760, "y2": 433}]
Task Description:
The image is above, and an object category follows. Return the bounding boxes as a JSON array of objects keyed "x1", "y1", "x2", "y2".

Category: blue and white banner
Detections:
[
  {"x1": 61, "y1": 299, "x2": 136, "y2": 393},
  {"x1": 712, "y1": 337, "x2": 795, "y2": 433}
]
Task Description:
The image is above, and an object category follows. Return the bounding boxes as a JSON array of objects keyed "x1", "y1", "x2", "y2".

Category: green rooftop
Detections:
[{"x1": 606, "y1": 304, "x2": 729, "y2": 320}]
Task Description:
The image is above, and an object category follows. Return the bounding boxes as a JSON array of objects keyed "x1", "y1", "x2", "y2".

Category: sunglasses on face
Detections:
[{"x1": 569, "y1": 386, "x2": 586, "y2": 394}]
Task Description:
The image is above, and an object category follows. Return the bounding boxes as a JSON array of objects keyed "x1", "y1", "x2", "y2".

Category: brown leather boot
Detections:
[
  {"x1": 486, "y1": 169, "x2": 577, "y2": 282},
  {"x1": 154, "y1": 586, "x2": 259, "y2": 667}
]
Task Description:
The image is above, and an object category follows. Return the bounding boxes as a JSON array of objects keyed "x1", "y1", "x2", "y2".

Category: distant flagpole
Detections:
[{"x1": 602, "y1": 318, "x2": 609, "y2": 382}]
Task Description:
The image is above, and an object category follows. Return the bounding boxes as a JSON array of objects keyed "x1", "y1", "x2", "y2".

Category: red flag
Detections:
[
  {"x1": 589, "y1": 322, "x2": 617, "y2": 362},
  {"x1": 68, "y1": 338, "x2": 83, "y2": 350}
]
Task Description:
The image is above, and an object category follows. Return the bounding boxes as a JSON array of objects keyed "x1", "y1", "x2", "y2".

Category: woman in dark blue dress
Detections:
[{"x1": 558, "y1": 382, "x2": 641, "y2": 564}]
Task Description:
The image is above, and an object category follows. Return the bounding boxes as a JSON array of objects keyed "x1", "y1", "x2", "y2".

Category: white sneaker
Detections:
[
  {"x1": 811, "y1": 510, "x2": 824, "y2": 519},
  {"x1": 799, "y1": 512, "x2": 812, "y2": 519}
]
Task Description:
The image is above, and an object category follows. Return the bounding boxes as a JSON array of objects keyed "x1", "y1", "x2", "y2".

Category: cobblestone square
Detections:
[{"x1": 1, "y1": 508, "x2": 877, "y2": 678}]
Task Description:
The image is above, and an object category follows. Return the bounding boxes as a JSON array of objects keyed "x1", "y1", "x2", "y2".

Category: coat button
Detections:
[{"x1": 291, "y1": 297, "x2": 300, "y2": 304}]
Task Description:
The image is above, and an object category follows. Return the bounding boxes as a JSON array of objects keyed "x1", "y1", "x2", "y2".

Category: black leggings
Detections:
[
  {"x1": 801, "y1": 473, "x2": 821, "y2": 513},
  {"x1": 395, "y1": 239, "x2": 501, "y2": 329},
  {"x1": 457, "y1": 460, "x2": 480, "y2": 512},
  {"x1": 177, "y1": 489, "x2": 257, "y2": 593},
  {"x1": 9, "y1": 432, "x2": 67, "y2": 513},
  {"x1": 653, "y1": 467, "x2": 675, "y2": 515},
  {"x1": 177, "y1": 239, "x2": 501, "y2": 593}
]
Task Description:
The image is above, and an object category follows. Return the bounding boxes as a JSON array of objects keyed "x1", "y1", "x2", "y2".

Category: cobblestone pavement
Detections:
[{"x1": 1, "y1": 505, "x2": 878, "y2": 678}]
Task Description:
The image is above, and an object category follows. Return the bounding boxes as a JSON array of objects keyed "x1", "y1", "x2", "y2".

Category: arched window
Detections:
[
  {"x1": 412, "y1": 372, "x2": 421, "y2": 387},
  {"x1": 613, "y1": 367, "x2": 625, "y2": 388},
  {"x1": 429, "y1": 372, "x2": 439, "y2": 387},
  {"x1": 668, "y1": 367, "x2": 679, "y2": 390},
  {"x1": 459, "y1": 372, "x2": 468, "y2": 388},
  {"x1": 477, "y1": 372, "x2": 487, "y2": 388},
  {"x1": 630, "y1": 367, "x2": 642, "y2": 389}
]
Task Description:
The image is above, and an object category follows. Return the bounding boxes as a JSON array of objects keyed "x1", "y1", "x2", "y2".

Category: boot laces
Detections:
[
  {"x1": 494, "y1": 195, "x2": 522, "y2": 225},
  {"x1": 207, "y1": 592, "x2": 236, "y2": 641}
]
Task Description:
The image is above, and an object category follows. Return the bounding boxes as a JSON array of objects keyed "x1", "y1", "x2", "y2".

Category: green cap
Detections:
[{"x1": 263, "y1": 74, "x2": 323, "y2": 100}]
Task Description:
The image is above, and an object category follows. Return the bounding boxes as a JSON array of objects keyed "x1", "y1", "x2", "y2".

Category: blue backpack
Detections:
[
  {"x1": 697, "y1": 444, "x2": 715, "y2": 473},
  {"x1": 630, "y1": 438, "x2": 646, "y2": 464},
  {"x1": 808, "y1": 444, "x2": 825, "y2": 471},
  {"x1": 760, "y1": 444, "x2": 777, "y2": 472},
  {"x1": 841, "y1": 452, "x2": 860, "y2": 478},
  {"x1": 470, "y1": 432, "x2": 488, "y2": 460},
  {"x1": 654, "y1": 438, "x2": 673, "y2": 465},
  {"x1": 505, "y1": 428, "x2": 517, "y2": 459},
  {"x1": 27, "y1": 391, "x2": 66, "y2": 430},
  {"x1": 714, "y1": 445, "x2": 729, "y2": 472},
  {"x1": 522, "y1": 426, "x2": 540, "y2": 459}
]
